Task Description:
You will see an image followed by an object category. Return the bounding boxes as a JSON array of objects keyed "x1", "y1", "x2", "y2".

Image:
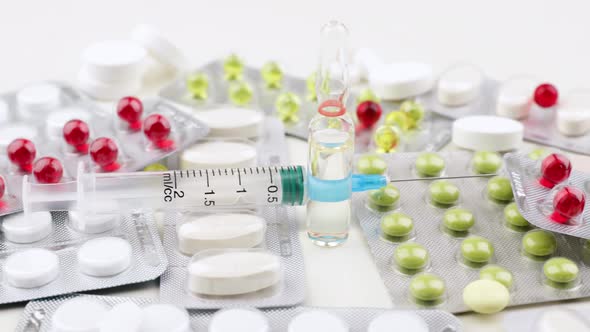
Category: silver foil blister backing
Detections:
[
  {"x1": 16, "y1": 294, "x2": 463, "y2": 332},
  {"x1": 355, "y1": 152, "x2": 590, "y2": 313},
  {"x1": 0, "y1": 211, "x2": 167, "y2": 304}
]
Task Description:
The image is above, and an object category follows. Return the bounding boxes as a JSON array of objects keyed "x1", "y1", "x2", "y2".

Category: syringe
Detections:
[{"x1": 22, "y1": 162, "x2": 387, "y2": 215}]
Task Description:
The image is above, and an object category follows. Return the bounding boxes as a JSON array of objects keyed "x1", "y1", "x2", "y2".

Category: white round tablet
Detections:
[
  {"x1": 437, "y1": 64, "x2": 483, "y2": 106},
  {"x1": 46, "y1": 107, "x2": 92, "y2": 139},
  {"x1": 178, "y1": 213, "x2": 265, "y2": 254},
  {"x1": 99, "y1": 301, "x2": 142, "y2": 332},
  {"x1": 52, "y1": 297, "x2": 109, "y2": 332},
  {"x1": 17, "y1": 83, "x2": 62, "y2": 118},
  {"x1": 131, "y1": 24, "x2": 187, "y2": 71},
  {"x1": 188, "y1": 251, "x2": 281, "y2": 296},
  {"x1": 77, "y1": 237, "x2": 132, "y2": 277},
  {"x1": 209, "y1": 309, "x2": 270, "y2": 332},
  {"x1": 369, "y1": 62, "x2": 434, "y2": 100},
  {"x1": 193, "y1": 108, "x2": 263, "y2": 138},
  {"x1": 1, "y1": 211, "x2": 52, "y2": 243},
  {"x1": 78, "y1": 67, "x2": 141, "y2": 101},
  {"x1": 368, "y1": 312, "x2": 429, "y2": 332},
  {"x1": 82, "y1": 40, "x2": 147, "y2": 82},
  {"x1": 556, "y1": 90, "x2": 590, "y2": 136},
  {"x1": 4, "y1": 248, "x2": 59, "y2": 288},
  {"x1": 496, "y1": 77, "x2": 536, "y2": 119},
  {"x1": 288, "y1": 310, "x2": 349, "y2": 332},
  {"x1": 0, "y1": 123, "x2": 38, "y2": 148},
  {"x1": 140, "y1": 304, "x2": 191, "y2": 332},
  {"x1": 69, "y1": 210, "x2": 117, "y2": 234},
  {"x1": 452, "y1": 115, "x2": 523, "y2": 151},
  {"x1": 181, "y1": 141, "x2": 257, "y2": 169},
  {"x1": 0, "y1": 99, "x2": 9, "y2": 124}
]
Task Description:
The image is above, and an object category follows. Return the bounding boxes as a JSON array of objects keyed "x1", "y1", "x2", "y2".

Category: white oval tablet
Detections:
[
  {"x1": 288, "y1": 310, "x2": 349, "y2": 332},
  {"x1": 556, "y1": 91, "x2": 590, "y2": 136},
  {"x1": 188, "y1": 251, "x2": 281, "y2": 296},
  {"x1": 209, "y1": 309, "x2": 270, "y2": 332},
  {"x1": 369, "y1": 62, "x2": 434, "y2": 100},
  {"x1": 193, "y1": 108, "x2": 263, "y2": 138},
  {"x1": 0, "y1": 123, "x2": 38, "y2": 148},
  {"x1": 536, "y1": 308, "x2": 590, "y2": 332},
  {"x1": 77, "y1": 237, "x2": 132, "y2": 277},
  {"x1": 99, "y1": 301, "x2": 142, "y2": 332},
  {"x1": 78, "y1": 67, "x2": 141, "y2": 101},
  {"x1": 178, "y1": 213, "x2": 265, "y2": 254},
  {"x1": 140, "y1": 304, "x2": 191, "y2": 332},
  {"x1": 368, "y1": 312, "x2": 429, "y2": 332},
  {"x1": 4, "y1": 248, "x2": 59, "y2": 288},
  {"x1": 52, "y1": 297, "x2": 109, "y2": 332},
  {"x1": 17, "y1": 83, "x2": 62, "y2": 118},
  {"x1": 1, "y1": 211, "x2": 52, "y2": 243},
  {"x1": 46, "y1": 107, "x2": 92, "y2": 139},
  {"x1": 496, "y1": 77, "x2": 536, "y2": 119},
  {"x1": 131, "y1": 24, "x2": 187, "y2": 71},
  {"x1": 437, "y1": 65, "x2": 483, "y2": 106},
  {"x1": 181, "y1": 141, "x2": 257, "y2": 169},
  {"x1": 0, "y1": 99, "x2": 9, "y2": 124},
  {"x1": 69, "y1": 210, "x2": 118, "y2": 234},
  {"x1": 453, "y1": 115, "x2": 523, "y2": 151},
  {"x1": 82, "y1": 40, "x2": 147, "y2": 82}
]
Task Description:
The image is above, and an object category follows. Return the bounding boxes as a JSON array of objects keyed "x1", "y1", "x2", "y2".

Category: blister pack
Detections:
[
  {"x1": 503, "y1": 305, "x2": 590, "y2": 332},
  {"x1": 16, "y1": 294, "x2": 463, "y2": 332},
  {"x1": 159, "y1": 206, "x2": 304, "y2": 309},
  {"x1": 0, "y1": 211, "x2": 167, "y2": 305},
  {"x1": 159, "y1": 59, "x2": 452, "y2": 152},
  {"x1": 354, "y1": 151, "x2": 590, "y2": 313},
  {"x1": 0, "y1": 82, "x2": 209, "y2": 216},
  {"x1": 506, "y1": 152, "x2": 590, "y2": 239}
]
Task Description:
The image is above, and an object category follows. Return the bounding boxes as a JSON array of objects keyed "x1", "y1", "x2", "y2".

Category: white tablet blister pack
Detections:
[
  {"x1": 159, "y1": 206, "x2": 305, "y2": 309},
  {"x1": 354, "y1": 151, "x2": 590, "y2": 313},
  {"x1": 0, "y1": 82, "x2": 209, "y2": 217},
  {"x1": 503, "y1": 306, "x2": 590, "y2": 332},
  {"x1": 16, "y1": 294, "x2": 463, "y2": 332},
  {"x1": 158, "y1": 59, "x2": 453, "y2": 152},
  {"x1": 505, "y1": 152, "x2": 590, "y2": 239},
  {"x1": 0, "y1": 211, "x2": 167, "y2": 304}
]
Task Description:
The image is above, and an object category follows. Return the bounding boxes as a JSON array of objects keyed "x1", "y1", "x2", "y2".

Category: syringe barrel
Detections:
[{"x1": 22, "y1": 164, "x2": 307, "y2": 214}]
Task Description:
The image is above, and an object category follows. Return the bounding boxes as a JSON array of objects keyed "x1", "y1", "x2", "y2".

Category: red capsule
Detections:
[
  {"x1": 0, "y1": 175, "x2": 5, "y2": 200},
  {"x1": 117, "y1": 96, "x2": 143, "y2": 131},
  {"x1": 90, "y1": 137, "x2": 120, "y2": 172},
  {"x1": 33, "y1": 157, "x2": 63, "y2": 184},
  {"x1": 534, "y1": 83, "x2": 558, "y2": 108},
  {"x1": 551, "y1": 186, "x2": 586, "y2": 224},
  {"x1": 356, "y1": 101, "x2": 382, "y2": 129},
  {"x1": 540, "y1": 153, "x2": 571, "y2": 188},
  {"x1": 7, "y1": 138, "x2": 36, "y2": 173},
  {"x1": 63, "y1": 119, "x2": 90, "y2": 154},
  {"x1": 143, "y1": 113, "x2": 175, "y2": 150}
]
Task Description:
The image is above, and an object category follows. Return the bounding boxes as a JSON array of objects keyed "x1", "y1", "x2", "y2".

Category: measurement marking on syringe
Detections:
[
  {"x1": 186, "y1": 170, "x2": 190, "y2": 178},
  {"x1": 192, "y1": 170, "x2": 196, "y2": 177},
  {"x1": 205, "y1": 170, "x2": 210, "y2": 187},
  {"x1": 237, "y1": 169, "x2": 242, "y2": 186},
  {"x1": 269, "y1": 169, "x2": 274, "y2": 184},
  {"x1": 179, "y1": 171, "x2": 183, "y2": 178}
]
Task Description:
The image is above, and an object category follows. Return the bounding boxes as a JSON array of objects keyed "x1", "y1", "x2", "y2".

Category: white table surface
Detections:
[{"x1": 2, "y1": 1, "x2": 590, "y2": 330}]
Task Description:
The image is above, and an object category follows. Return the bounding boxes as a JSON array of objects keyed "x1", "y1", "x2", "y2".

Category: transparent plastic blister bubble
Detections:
[
  {"x1": 418, "y1": 64, "x2": 498, "y2": 119},
  {"x1": 0, "y1": 82, "x2": 209, "y2": 217},
  {"x1": 506, "y1": 152, "x2": 590, "y2": 239},
  {"x1": 16, "y1": 294, "x2": 463, "y2": 332},
  {"x1": 159, "y1": 59, "x2": 453, "y2": 151},
  {"x1": 159, "y1": 206, "x2": 305, "y2": 309},
  {"x1": 523, "y1": 89, "x2": 590, "y2": 155},
  {"x1": 355, "y1": 152, "x2": 590, "y2": 313},
  {"x1": 0, "y1": 211, "x2": 167, "y2": 305}
]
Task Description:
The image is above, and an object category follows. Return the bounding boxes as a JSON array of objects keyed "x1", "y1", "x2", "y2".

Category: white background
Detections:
[{"x1": 1, "y1": 0, "x2": 590, "y2": 331}]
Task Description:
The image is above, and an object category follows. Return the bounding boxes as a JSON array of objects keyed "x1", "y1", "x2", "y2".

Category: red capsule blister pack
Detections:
[
  {"x1": 506, "y1": 152, "x2": 590, "y2": 238},
  {"x1": 0, "y1": 82, "x2": 209, "y2": 216}
]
